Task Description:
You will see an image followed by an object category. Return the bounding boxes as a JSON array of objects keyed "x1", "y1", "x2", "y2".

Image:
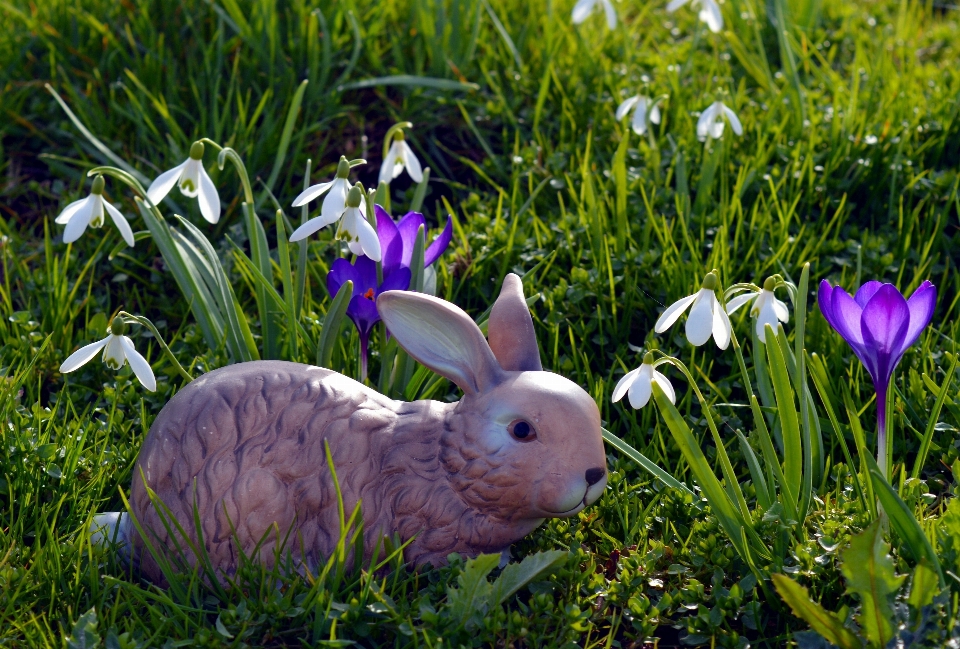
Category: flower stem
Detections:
[
  {"x1": 119, "y1": 312, "x2": 193, "y2": 383},
  {"x1": 876, "y1": 382, "x2": 889, "y2": 480},
  {"x1": 360, "y1": 335, "x2": 369, "y2": 383}
]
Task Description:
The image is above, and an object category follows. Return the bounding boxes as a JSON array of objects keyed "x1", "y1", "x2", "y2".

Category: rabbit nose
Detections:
[{"x1": 585, "y1": 467, "x2": 605, "y2": 486}]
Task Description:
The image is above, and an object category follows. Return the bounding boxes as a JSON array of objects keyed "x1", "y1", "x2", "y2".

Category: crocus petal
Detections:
[
  {"x1": 400, "y1": 142, "x2": 424, "y2": 183},
  {"x1": 178, "y1": 159, "x2": 202, "y2": 198},
  {"x1": 571, "y1": 0, "x2": 595, "y2": 24},
  {"x1": 601, "y1": 0, "x2": 617, "y2": 29},
  {"x1": 628, "y1": 365, "x2": 654, "y2": 409},
  {"x1": 288, "y1": 216, "x2": 328, "y2": 242},
  {"x1": 60, "y1": 337, "x2": 109, "y2": 373},
  {"x1": 632, "y1": 98, "x2": 648, "y2": 135},
  {"x1": 347, "y1": 294, "x2": 381, "y2": 340},
  {"x1": 424, "y1": 216, "x2": 454, "y2": 267},
  {"x1": 900, "y1": 281, "x2": 937, "y2": 354},
  {"x1": 854, "y1": 280, "x2": 884, "y2": 308},
  {"x1": 56, "y1": 197, "x2": 89, "y2": 224},
  {"x1": 725, "y1": 291, "x2": 757, "y2": 315},
  {"x1": 103, "y1": 199, "x2": 136, "y2": 247},
  {"x1": 327, "y1": 257, "x2": 361, "y2": 298},
  {"x1": 721, "y1": 104, "x2": 742, "y2": 135},
  {"x1": 120, "y1": 336, "x2": 156, "y2": 391},
  {"x1": 860, "y1": 285, "x2": 910, "y2": 387},
  {"x1": 396, "y1": 211, "x2": 427, "y2": 267},
  {"x1": 666, "y1": 0, "x2": 689, "y2": 12},
  {"x1": 829, "y1": 287, "x2": 866, "y2": 347},
  {"x1": 319, "y1": 179, "x2": 351, "y2": 226},
  {"x1": 197, "y1": 166, "x2": 221, "y2": 224},
  {"x1": 146, "y1": 160, "x2": 187, "y2": 206},
  {"x1": 63, "y1": 198, "x2": 95, "y2": 243},
  {"x1": 652, "y1": 369, "x2": 676, "y2": 404},
  {"x1": 700, "y1": 0, "x2": 723, "y2": 32},
  {"x1": 375, "y1": 205, "x2": 404, "y2": 272},
  {"x1": 655, "y1": 293, "x2": 698, "y2": 333},
  {"x1": 379, "y1": 266, "x2": 412, "y2": 294},
  {"x1": 712, "y1": 296, "x2": 732, "y2": 349},
  {"x1": 612, "y1": 366, "x2": 641, "y2": 403},
  {"x1": 616, "y1": 96, "x2": 640, "y2": 121},
  {"x1": 292, "y1": 181, "x2": 334, "y2": 207},
  {"x1": 817, "y1": 280, "x2": 837, "y2": 327},
  {"x1": 686, "y1": 290, "x2": 716, "y2": 346}
]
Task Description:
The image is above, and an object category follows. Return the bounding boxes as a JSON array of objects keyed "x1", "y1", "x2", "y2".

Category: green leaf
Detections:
[
  {"x1": 907, "y1": 559, "x2": 940, "y2": 614},
  {"x1": 337, "y1": 75, "x2": 479, "y2": 92},
  {"x1": 265, "y1": 79, "x2": 308, "y2": 194},
  {"x1": 912, "y1": 352, "x2": 958, "y2": 479},
  {"x1": 445, "y1": 553, "x2": 499, "y2": 629},
  {"x1": 600, "y1": 427, "x2": 698, "y2": 503},
  {"x1": 839, "y1": 519, "x2": 905, "y2": 649},
  {"x1": 489, "y1": 550, "x2": 566, "y2": 607},
  {"x1": 771, "y1": 574, "x2": 862, "y2": 649},
  {"x1": 317, "y1": 280, "x2": 353, "y2": 369},
  {"x1": 67, "y1": 608, "x2": 101, "y2": 649},
  {"x1": 765, "y1": 323, "x2": 802, "y2": 509}
]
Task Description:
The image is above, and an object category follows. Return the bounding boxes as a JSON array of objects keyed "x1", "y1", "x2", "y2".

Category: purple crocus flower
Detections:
[
  {"x1": 327, "y1": 256, "x2": 411, "y2": 381},
  {"x1": 818, "y1": 279, "x2": 937, "y2": 476},
  {"x1": 374, "y1": 205, "x2": 453, "y2": 275}
]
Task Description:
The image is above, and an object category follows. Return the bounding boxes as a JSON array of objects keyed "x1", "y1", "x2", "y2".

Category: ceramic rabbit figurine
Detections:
[{"x1": 95, "y1": 274, "x2": 606, "y2": 584}]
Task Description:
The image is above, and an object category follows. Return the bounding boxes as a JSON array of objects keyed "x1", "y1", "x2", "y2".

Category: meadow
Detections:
[{"x1": 1, "y1": 0, "x2": 960, "y2": 646}]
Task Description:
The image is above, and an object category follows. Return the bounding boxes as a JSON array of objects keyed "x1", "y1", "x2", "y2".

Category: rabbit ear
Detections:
[
  {"x1": 488, "y1": 273, "x2": 542, "y2": 372},
  {"x1": 378, "y1": 291, "x2": 505, "y2": 395}
]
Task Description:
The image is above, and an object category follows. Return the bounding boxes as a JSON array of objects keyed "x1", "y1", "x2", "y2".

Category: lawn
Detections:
[{"x1": 1, "y1": 0, "x2": 960, "y2": 646}]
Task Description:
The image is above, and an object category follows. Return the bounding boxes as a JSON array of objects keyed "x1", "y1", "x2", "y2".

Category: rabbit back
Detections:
[{"x1": 129, "y1": 360, "x2": 412, "y2": 583}]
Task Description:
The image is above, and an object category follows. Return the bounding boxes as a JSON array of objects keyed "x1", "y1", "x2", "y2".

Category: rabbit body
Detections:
[{"x1": 120, "y1": 275, "x2": 607, "y2": 584}]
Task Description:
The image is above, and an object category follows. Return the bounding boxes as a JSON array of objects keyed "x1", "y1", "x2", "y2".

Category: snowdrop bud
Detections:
[
  {"x1": 345, "y1": 184, "x2": 364, "y2": 208},
  {"x1": 91, "y1": 175, "x2": 105, "y2": 195},
  {"x1": 335, "y1": 156, "x2": 351, "y2": 179},
  {"x1": 189, "y1": 141, "x2": 205, "y2": 160},
  {"x1": 763, "y1": 276, "x2": 777, "y2": 291},
  {"x1": 701, "y1": 272, "x2": 718, "y2": 290},
  {"x1": 110, "y1": 316, "x2": 127, "y2": 336}
]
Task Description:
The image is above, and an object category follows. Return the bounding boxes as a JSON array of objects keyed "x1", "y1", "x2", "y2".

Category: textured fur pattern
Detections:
[{"x1": 129, "y1": 361, "x2": 541, "y2": 583}]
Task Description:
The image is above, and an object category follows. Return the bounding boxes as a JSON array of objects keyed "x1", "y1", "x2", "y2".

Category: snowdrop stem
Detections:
[
  {"x1": 89, "y1": 166, "x2": 149, "y2": 202},
  {"x1": 382, "y1": 122, "x2": 414, "y2": 159},
  {"x1": 204, "y1": 139, "x2": 255, "y2": 206},
  {"x1": 117, "y1": 311, "x2": 194, "y2": 383}
]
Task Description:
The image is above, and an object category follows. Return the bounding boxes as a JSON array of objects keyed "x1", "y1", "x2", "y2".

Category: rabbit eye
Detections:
[{"x1": 509, "y1": 419, "x2": 537, "y2": 442}]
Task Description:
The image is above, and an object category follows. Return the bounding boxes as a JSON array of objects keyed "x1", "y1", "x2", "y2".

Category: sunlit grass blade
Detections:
[{"x1": 317, "y1": 280, "x2": 353, "y2": 369}]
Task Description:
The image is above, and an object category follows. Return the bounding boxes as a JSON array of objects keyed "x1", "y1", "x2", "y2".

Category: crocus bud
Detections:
[{"x1": 189, "y1": 141, "x2": 205, "y2": 160}]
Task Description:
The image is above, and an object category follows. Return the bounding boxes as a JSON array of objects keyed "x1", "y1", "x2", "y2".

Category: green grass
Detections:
[{"x1": 2, "y1": 0, "x2": 960, "y2": 645}]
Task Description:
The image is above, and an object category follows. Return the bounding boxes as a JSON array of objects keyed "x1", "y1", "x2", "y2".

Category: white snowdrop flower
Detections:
[
  {"x1": 60, "y1": 317, "x2": 157, "y2": 391},
  {"x1": 289, "y1": 156, "x2": 357, "y2": 242},
  {"x1": 655, "y1": 272, "x2": 731, "y2": 349},
  {"x1": 146, "y1": 141, "x2": 221, "y2": 224},
  {"x1": 56, "y1": 175, "x2": 135, "y2": 247},
  {"x1": 864, "y1": 134, "x2": 878, "y2": 145},
  {"x1": 612, "y1": 353, "x2": 676, "y2": 409},
  {"x1": 572, "y1": 0, "x2": 617, "y2": 29},
  {"x1": 726, "y1": 277, "x2": 790, "y2": 343},
  {"x1": 696, "y1": 100, "x2": 742, "y2": 142},
  {"x1": 337, "y1": 185, "x2": 381, "y2": 261},
  {"x1": 666, "y1": 0, "x2": 723, "y2": 33},
  {"x1": 378, "y1": 130, "x2": 423, "y2": 186},
  {"x1": 615, "y1": 95, "x2": 662, "y2": 135}
]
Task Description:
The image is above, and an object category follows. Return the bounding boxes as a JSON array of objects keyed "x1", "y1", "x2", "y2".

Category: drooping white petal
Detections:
[
  {"x1": 773, "y1": 297, "x2": 790, "y2": 322},
  {"x1": 722, "y1": 103, "x2": 743, "y2": 135},
  {"x1": 197, "y1": 165, "x2": 221, "y2": 224},
  {"x1": 400, "y1": 141, "x2": 424, "y2": 182},
  {"x1": 627, "y1": 365, "x2": 654, "y2": 409},
  {"x1": 60, "y1": 337, "x2": 109, "y2": 373},
  {"x1": 146, "y1": 160, "x2": 188, "y2": 206},
  {"x1": 355, "y1": 212, "x2": 382, "y2": 261},
  {"x1": 616, "y1": 96, "x2": 640, "y2": 121},
  {"x1": 379, "y1": 142, "x2": 402, "y2": 185},
  {"x1": 292, "y1": 180, "x2": 334, "y2": 207},
  {"x1": 319, "y1": 178, "x2": 351, "y2": 225},
  {"x1": 601, "y1": 0, "x2": 617, "y2": 29},
  {"x1": 755, "y1": 297, "x2": 782, "y2": 343},
  {"x1": 710, "y1": 118, "x2": 725, "y2": 139},
  {"x1": 650, "y1": 104, "x2": 662, "y2": 125},
  {"x1": 571, "y1": 0, "x2": 596, "y2": 24},
  {"x1": 655, "y1": 292, "x2": 698, "y2": 333},
  {"x1": 288, "y1": 216, "x2": 328, "y2": 242},
  {"x1": 712, "y1": 297, "x2": 732, "y2": 349},
  {"x1": 102, "y1": 335, "x2": 126, "y2": 370},
  {"x1": 699, "y1": 0, "x2": 723, "y2": 32},
  {"x1": 103, "y1": 199, "x2": 136, "y2": 247},
  {"x1": 685, "y1": 290, "x2": 715, "y2": 346},
  {"x1": 55, "y1": 197, "x2": 89, "y2": 224},
  {"x1": 612, "y1": 366, "x2": 641, "y2": 403},
  {"x1": 632, "y1": 97, "x2": 649, "y2": 135},
  {"x1": 652, "y1": 369, "x2": 676, "y2": 404},
  {"x1": 62, "y1": 198, "x2": 95, "y2": 243},
  {"x1": 666, "y1": 0, "x2": 689, "y2": 12},
  {"x1": 120, "y1": 336, "x2": 156, "y2": 391},
  {"x1": 725, "y1": 291, "x2": 758, "y2": 314},
  {"x1": 696, "y1": 103, "x2": 718, "y2": 141}
]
